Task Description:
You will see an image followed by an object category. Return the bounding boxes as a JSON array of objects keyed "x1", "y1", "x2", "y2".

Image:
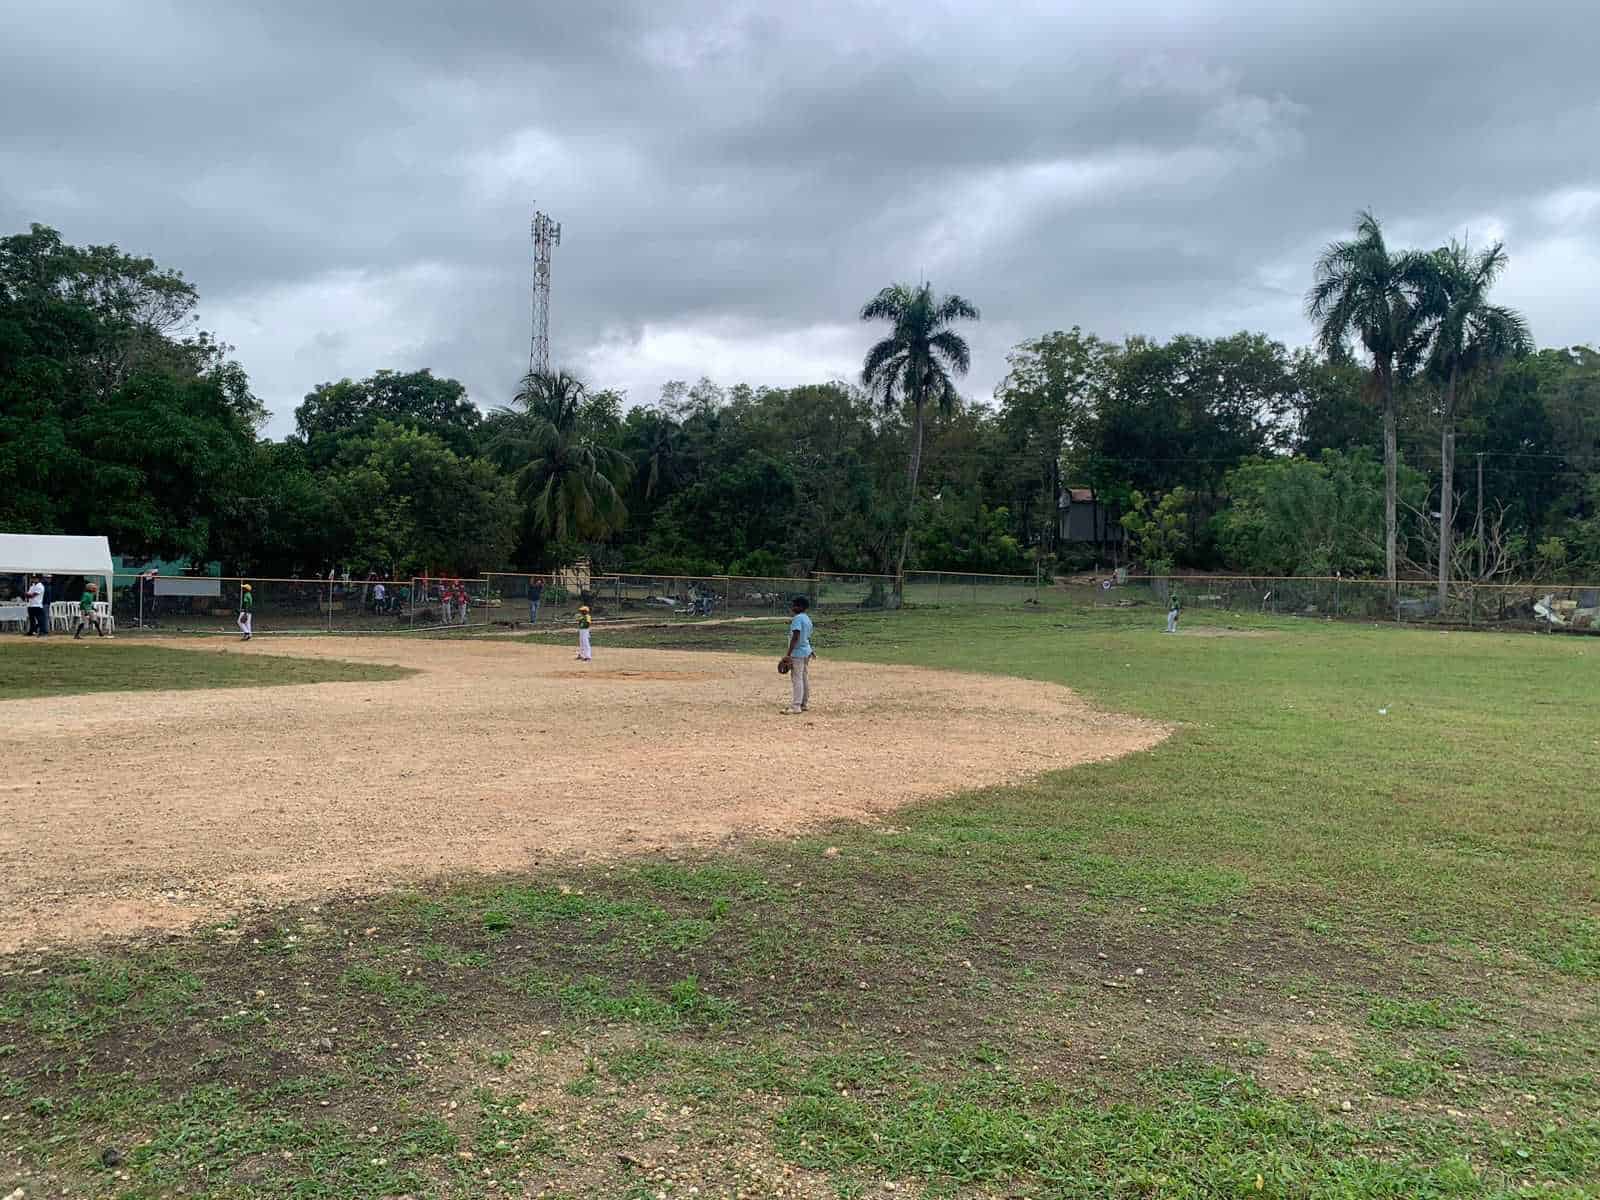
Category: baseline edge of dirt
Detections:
[{"x1": 1, "y1": 635, "x2": 1169, "y2": 952}]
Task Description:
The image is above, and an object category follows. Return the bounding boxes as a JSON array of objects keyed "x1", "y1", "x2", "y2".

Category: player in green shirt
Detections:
[
  {"x1": 238, "y1": 583, "x2": 254, "y2": 640},
  {"x1": 73, "y1": 581, "x2": 107, "y2": 639}
]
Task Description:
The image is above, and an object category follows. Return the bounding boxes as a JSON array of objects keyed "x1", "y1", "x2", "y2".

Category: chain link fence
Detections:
[
  {"x1": 1096, "y1": 575, "x2": 1600, "y2": 632},
  {"x1": 111, "y1": 574, "x2": 495, "y2": 635},
  {"x1": 902, "y1": 571, "x2": 1049, "y2": 607},
  {"x1": 100, "y1": 568, "x2": 1600, "y2": 637}
]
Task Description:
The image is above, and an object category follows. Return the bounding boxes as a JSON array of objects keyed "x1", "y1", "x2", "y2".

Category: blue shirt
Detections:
[{"x1": 788, "y1": 612, "x2": 813, "y2": 658}]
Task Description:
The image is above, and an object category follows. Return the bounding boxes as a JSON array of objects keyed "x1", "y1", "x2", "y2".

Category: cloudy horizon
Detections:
[{"x1": 4, "y1": 0, "x2": 1597, "y2": 438}]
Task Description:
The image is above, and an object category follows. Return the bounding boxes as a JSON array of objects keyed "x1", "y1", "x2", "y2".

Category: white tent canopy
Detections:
[{"x1": 0, "y1": 533, "x2": 116, "y2": 610}]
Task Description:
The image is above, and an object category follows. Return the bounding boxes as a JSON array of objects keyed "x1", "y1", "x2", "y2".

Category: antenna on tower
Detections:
[{"x1": 529, "y1": 208, "x2": 561, "y2": 376}]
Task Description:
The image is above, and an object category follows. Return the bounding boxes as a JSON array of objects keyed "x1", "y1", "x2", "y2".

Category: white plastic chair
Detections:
[
  {"x1": 48, "y1": 601, "x2": 76, "y2": 632},
  {"x1": 93, "y1": 601, "x2": 115, "y2": 634}
]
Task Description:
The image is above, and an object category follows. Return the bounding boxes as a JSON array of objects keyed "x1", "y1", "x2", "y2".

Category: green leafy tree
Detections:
[
  {"x1": 642, "y1": 454, "x2": 797, "y2": 571},
  {"x1": 1288, "y1": 351, "x2": 1371, "y2": 456},
  {"x1": 296, "y1": 369, "x2": 482, "y2": 464},
  {"x1": 1121, "y1": 488, "x2": 1192, "y2": 573},
  {"x1": 1420, "y1": 241, "x2": 1532, "y2": 605},
  {"x1": 0, "y1": 224, "x2": 258, "y2": 558},
  {"x1": 336, "y1": 422, "x2": 517, "y2": 574},
  {"x1": 1307, "y1": 211, "x2": 1436, "y2": 593},
  {"x1": 995, "y1": 328, "x2": 1105, "y2": 554},
  {"x1": 1215, "y1": 451, "x2": 1425, "y2": 576},
  {"x1": 486, "y1": 370, "x2": 632, "y2": 555},
  {"x1": 859, "y1": 282, "x2": 980, "y2": 595},
  {"x1": 912, "y1": 489, "x2": 1030, "y2": 574}
]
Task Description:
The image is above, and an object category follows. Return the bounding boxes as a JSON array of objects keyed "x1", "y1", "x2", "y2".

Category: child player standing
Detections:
[
  {"x1": 780, "y1": 595, "x2": 814, "y2": 714},
  {"x1": 73, "y1": 580, "x2": 107, "y2": 639},
  {"x1": 238, "y1": 583, "x2": 253, "y2": 640},
  {"x1": 576, "y1": 605, "x2": 592, "y2": 662}
]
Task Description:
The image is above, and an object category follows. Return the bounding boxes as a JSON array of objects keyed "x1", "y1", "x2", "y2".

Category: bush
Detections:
[
  {"x1": 634, "y1": 554, "x2": 723, "y2": 578},
  {"x1": 727, "y1": 549, "x2": 789, "y2": 579}
]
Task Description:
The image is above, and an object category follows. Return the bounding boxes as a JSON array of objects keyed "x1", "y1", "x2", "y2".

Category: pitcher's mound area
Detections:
[{"x1": 1, "y1": 637, "x2": 1167, "y2": 951}]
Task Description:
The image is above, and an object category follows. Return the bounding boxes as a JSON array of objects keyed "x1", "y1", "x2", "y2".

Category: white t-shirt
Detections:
[{"x1": 26, "y1": 582, "x2": 44, "y2": 607}]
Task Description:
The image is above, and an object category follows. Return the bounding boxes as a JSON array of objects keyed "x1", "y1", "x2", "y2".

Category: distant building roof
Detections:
[{"x1": 1058, "y1": 487, "x2": 1096, "y2": 507}]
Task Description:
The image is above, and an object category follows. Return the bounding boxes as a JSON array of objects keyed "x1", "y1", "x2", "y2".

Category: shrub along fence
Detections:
[{"x1": 1119, "y1": 575, "x2": 1600, "y2": 632}]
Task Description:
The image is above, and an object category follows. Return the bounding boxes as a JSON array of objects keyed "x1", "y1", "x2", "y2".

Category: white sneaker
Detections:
[{"x1": 780, "y1": 706, "x2": 802, "y2": 715}]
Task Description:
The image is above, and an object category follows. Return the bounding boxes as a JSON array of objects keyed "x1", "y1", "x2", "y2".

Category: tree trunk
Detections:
[
  {"x1": 1047, "y1": 451, "x2": 1060, "y2": 555},
  {"x1": 895, "y1": 400, "x2": 926, "y2": 601},
  {"x1": 1437, "y1": 364, "x2": 1458, "y2": 614},
  {"x1": 1382, "y1": 366, "x2": 1398, "y2": 603}
]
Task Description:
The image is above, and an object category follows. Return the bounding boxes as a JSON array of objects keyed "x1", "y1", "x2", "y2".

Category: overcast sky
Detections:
[{"x1": 4, "y1": 1, "x2": 1598, "y2": 438}]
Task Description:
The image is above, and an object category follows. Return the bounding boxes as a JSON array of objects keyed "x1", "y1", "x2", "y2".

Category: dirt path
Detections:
[{"x1": 0, "y1": 637, "x2": 1167, "y2": 951}]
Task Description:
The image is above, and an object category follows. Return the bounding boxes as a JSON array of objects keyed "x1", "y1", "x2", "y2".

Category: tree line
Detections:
[{"x1": 4, "y1": 219, "x2": 1599, "y2": 587}]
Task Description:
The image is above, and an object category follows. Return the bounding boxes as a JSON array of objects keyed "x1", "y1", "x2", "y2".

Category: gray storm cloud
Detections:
[{"x1": 4, "y1": 0, "x2": 1596, "y2": 436}]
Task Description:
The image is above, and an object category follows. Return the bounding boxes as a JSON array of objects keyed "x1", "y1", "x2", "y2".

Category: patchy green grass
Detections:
[
  {"x1": 2, "y1": 640, "x2": 411, "y2": 698},
  {"x1": 2, "y1": 605, "x2": 1597, "y2": 1197}
]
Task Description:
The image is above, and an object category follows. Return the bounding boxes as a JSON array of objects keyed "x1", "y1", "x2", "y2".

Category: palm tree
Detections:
[
  {"x1": 631, "y1": 410, "x2": 684, "y2": 501},
  {"x1": 1307, "y1": 212, "x2": 1434, "y2": 594},
  {"x1": 860, "y1": 282, "x2": 980, "y2": 592},
  {"x1": 487, "y1": 370, "x2": 632, "y2": 545},
  {"x1": 1422, "y1": 241, "x2": 1531, "y2": 608}
]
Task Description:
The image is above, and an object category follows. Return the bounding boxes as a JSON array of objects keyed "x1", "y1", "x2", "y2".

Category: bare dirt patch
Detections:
[
  {"x1": 0, "y1": 636, "x2": 1166, "y2": 952},
  {"x1": 547, "y1": 668, "x2": 722, "y2": 681}
]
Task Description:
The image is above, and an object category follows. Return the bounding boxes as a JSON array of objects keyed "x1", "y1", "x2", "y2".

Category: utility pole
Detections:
[
  {"x1": 1475, "y1": 453, "x2": 1485, "y2": 579},
  {"x1": 529, "y1": 209, "x2": 561, "y2": 376}
]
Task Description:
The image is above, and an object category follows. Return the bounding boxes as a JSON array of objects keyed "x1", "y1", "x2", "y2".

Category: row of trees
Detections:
[
  {"x1": 1309, "y1": 212, "x2": 1532, "y2": 604},
  {"x1": 4, "y1": 221, "x2": 1599, "y2": 588}
]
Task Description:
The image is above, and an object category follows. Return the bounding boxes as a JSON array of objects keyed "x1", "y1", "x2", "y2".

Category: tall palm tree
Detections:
[
  {"x1": 1307, "y1": 212, "x2": 1434, "y2": 594},
  {"x1": 487, "y1": 370, "x2": 632, "y2": 545},
  {"x1": 860, "y1": 282, "x2": 980, "y2": 592},
  {"x1": 1422, "y1": 241, "x2": 1532, "y2": 607},
  {"x1": 632, "y1": 410, "x2": 684, "y2": 501}
]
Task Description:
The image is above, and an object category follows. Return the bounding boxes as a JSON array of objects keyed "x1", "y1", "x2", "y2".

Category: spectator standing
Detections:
[
  {"x1": 528, "y1": 575, "x2": 544, "y2": 624},
  {"x1": 25, "y1": 575, "x2": 46, "y2": 637}
]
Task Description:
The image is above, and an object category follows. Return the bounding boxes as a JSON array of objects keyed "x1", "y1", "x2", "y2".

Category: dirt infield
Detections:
[{"x1": 0, "y1": 637, "x2": 1168, "y2": 952}]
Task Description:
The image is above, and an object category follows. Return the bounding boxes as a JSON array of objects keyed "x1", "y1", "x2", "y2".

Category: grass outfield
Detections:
[
  {"x1": 3, "y1": 640, "x2": 412, "y2": 699},
  {"x1": 3, "y1": 609, "x2": 1597, "y2": 1198}
]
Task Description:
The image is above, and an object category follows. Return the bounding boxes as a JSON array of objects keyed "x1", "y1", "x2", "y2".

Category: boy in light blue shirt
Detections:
[{"x1": 780, "y1": 595, "x2": 814, "y2": 714}]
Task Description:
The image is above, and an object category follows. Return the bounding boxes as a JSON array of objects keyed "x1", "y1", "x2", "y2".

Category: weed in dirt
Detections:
[
  {"x1": 338, "y1": 966, "x2": 448, "y2": 1017},
  {"x1": 1365, "y1": 995, "x2": 1484, "y2": 1031}
]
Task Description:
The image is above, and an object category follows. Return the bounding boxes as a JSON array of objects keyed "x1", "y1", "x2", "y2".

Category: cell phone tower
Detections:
[{"x1": 529, "y1": 209, "x2": 561, "y2": 376}]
